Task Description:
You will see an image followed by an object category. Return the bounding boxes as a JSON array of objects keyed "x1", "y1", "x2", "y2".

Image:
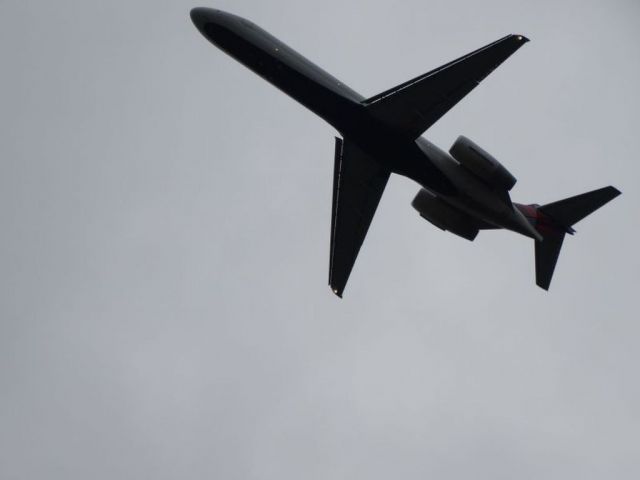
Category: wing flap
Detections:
[{"x1": 329, "y1": 138, "x2": 390, "y2": 297}]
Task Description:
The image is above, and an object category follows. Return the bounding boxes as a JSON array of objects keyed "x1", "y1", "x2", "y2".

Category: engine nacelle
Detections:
[
  {"x1": 449, "y1": 135, "x2": 517, "y2": 191},
  {"x1": 411, "y1": 189, "x2": 478, "y2": 241}
]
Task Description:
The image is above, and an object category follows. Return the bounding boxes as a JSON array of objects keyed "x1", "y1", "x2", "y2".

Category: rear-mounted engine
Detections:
[{"x1": 449, "y1": 135, "x2": 517, "y2": 191}]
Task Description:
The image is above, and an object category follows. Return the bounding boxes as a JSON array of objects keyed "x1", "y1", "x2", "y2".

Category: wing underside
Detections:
[
  {"x1": 363, "y1": 34, "x2": 529, "y2": 139},
  {"x1": 329, "y1": 35, "x2": 529, "y2": 295},
  {"x1": 329, "y1": 138, "x2": 390, "y2": 297}
]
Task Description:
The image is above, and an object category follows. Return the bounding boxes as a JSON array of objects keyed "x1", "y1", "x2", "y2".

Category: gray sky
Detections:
[{"x1": 1, "y1": 0, "x2": 638, "y2": 478}]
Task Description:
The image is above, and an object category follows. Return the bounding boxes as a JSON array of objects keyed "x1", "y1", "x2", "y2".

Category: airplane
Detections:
[{"x1": 190, "y1": 7, "x2": 620, "y2": 297}]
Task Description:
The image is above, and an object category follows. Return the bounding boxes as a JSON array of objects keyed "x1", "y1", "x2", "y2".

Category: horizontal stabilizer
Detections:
[
  {"x1": 539, "y1": 186, "x2": 621, "y2": 227},
  {"x1": 533, "y1": 185, "x2": 620, "y2": 290},
  {"x1": 363, "y1": 34, "x2": 529, "y2": 139}
]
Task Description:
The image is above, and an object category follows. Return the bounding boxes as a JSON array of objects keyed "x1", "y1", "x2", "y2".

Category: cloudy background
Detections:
[{"x1": 1, "y1": 0, "x2": 638, "y2": 478}]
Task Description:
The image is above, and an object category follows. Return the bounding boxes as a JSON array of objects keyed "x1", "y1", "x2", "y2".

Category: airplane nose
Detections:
[{"x1": 190, "y1": 7, "x2": 216, "y2": 34}]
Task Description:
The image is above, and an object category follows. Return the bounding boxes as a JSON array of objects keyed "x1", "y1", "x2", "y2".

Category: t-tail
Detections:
[{"x1": 518, "y1": 186, "x2": 621, "y2": 290}]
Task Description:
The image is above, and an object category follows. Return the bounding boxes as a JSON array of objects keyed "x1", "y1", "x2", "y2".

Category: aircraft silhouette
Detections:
[{"x1": 191, "y1": 7, "x2": 620, "y2": 297}]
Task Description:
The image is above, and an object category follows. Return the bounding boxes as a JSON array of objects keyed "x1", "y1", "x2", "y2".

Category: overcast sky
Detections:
[{"x1": 1, "y1": 0, "x2": 639, "y2": 479}]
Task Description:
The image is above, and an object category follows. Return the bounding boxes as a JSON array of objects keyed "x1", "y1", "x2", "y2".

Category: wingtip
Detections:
[
  {"x1": 609, "y1": 186, "x2": 622, "y2": 197},
  {"x1": 514, "y1": 34, "x2": 530, "y2": 43},
  {"x1": 536, "y1": 282, "x2": 550, "y2": 291}
]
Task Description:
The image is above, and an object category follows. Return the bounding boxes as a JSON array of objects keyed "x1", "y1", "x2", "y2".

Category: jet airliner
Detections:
[{"x1": 191, "y1": 7, "x2": 620, "y2": 296}]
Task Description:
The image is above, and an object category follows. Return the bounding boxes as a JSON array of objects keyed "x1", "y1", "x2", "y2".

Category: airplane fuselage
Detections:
[
  {"x1": 192, "y1": 8, "x2": 621, "y2": 294},
  {"x1": 192, "y1": 8, "x2": 537, "y2": 239}
]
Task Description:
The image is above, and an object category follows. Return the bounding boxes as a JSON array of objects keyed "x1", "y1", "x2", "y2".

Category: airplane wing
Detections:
[
  {"x1": 329, "y1": 138, "x2": 390, "y2": 297},
  {"x1": 363, "y1": 34, "x2": 529, "y2": 139}
]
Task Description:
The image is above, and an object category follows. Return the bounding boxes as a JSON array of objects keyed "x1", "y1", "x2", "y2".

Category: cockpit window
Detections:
[{"x1": 240, "y1": 19, "x2": 258, "y2": 30}]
